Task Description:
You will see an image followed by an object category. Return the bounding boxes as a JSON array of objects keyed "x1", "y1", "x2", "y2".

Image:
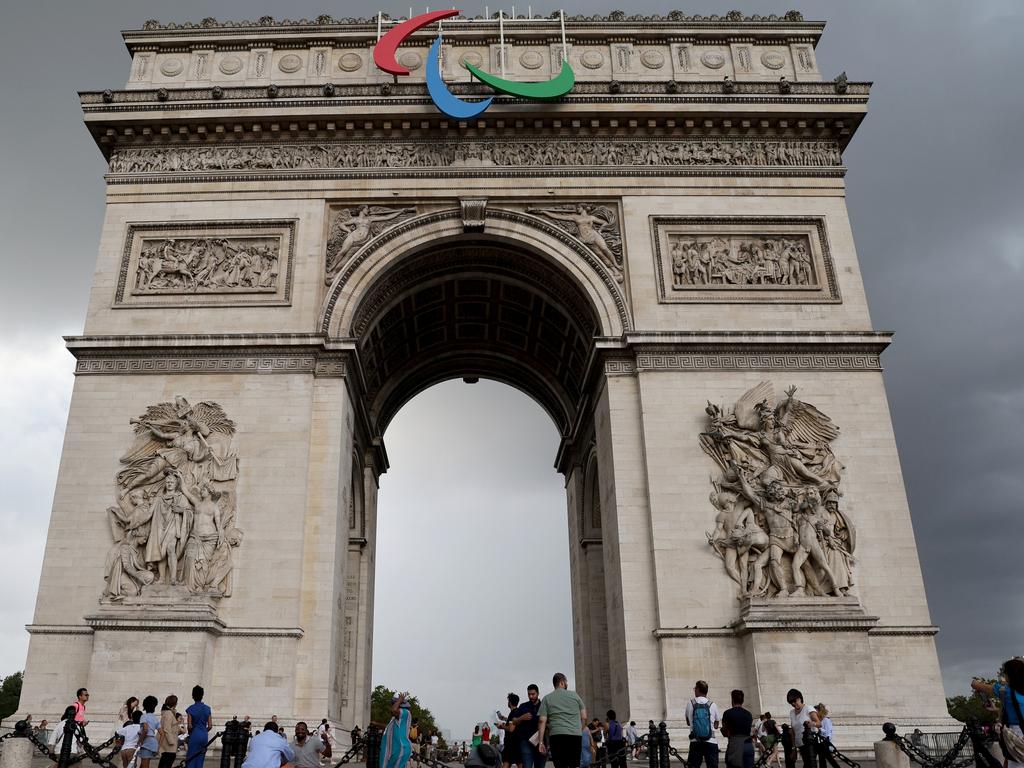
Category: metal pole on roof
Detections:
[
  {"x1": 559, "y1": 9, "x2": 568, "y2": 62},
  {"x1": 377, "y1": 11, "x2": 382, "y2": 40},
  {"x1": 499, "y1": 9, "x2": 505, "y2": 76}
]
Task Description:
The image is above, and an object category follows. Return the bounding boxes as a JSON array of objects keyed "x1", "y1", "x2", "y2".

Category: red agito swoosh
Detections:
[{"x1": 374, "y1": 9, "x2": 461, "y2": 76}]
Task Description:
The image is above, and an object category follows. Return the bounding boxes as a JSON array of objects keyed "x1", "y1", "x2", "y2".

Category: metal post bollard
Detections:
[
  {"x1": 368, "y1": 729, "x2": 385, "y2": 768},
  {"x1": 658, "y1": 723, "x2": 670, "y2": 768},
  {"x1": 220, "y1": 719, "x2": 239, "y2": 768},
  {"x1": 648, "y1": 723, "x2": 659, "y2": 768},
  {"x1": 57, "y1": 717, "x2": 77, "y2": 768}
]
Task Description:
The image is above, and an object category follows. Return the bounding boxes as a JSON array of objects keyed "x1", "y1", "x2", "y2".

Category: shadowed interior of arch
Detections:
[{"x1": 351, "y1": 240, "x2": 602, "y2": 440}]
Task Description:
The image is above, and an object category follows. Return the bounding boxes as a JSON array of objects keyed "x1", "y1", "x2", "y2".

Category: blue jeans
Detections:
[{"x1": 521, "y1": 739, "x2": 547, "y2": 768}]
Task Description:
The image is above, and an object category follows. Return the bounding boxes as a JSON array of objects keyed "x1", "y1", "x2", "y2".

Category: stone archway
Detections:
[{"x1": 325, "y1": 212, "x2": 629, "y2": 725}]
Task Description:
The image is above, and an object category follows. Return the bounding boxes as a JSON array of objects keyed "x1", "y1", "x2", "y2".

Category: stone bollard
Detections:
[
  {"x1": 874, "y1": 738, "x2": 909, "y2": 768},
  {"x1": 0, "y1": 737, "x2": 36, "y2": 768}
]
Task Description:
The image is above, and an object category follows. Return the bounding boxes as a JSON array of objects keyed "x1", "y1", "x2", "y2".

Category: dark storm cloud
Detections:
[{"x1": 2, "y1": 0, "x2": 1021, "y2": 736}]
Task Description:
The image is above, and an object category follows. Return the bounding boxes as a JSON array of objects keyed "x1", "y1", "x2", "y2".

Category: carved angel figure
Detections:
[
  {"x1": 700, "y1": 382, "x2": 853, "y2": 599},
  {"x1": 325, "y1": 205, "x2": 416, "y2": 283},
  {"x1": 528, "y1": 204, "x2": 624, "y2": 279},
  {"x1": 101, "y1": 396, "x2": 242, "y2": 601}
]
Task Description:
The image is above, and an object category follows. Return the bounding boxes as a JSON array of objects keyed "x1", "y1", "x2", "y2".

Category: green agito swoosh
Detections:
[{"x1": 464, "y1": 59, "x2": 575, "y2": 100}]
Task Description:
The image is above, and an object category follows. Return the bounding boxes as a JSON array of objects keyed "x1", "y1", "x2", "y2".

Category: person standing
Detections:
[
  {"x1": 409, "y1": 718, "x2": 420, "y2": 756},
  {"x1": 972, "y1": 660, "x2": 1024, "y2": 768},
  {"x1": 721, "y1": 691, "x2": 754, "y2": 768},
  {"x1": 580, "y1": 725, "x2": 596, "y2": 768},
  {"x1": 119, "y1": 698, "x2": 140, "y2": 727},
  {"x1": 786, "y1": 690, "x2": 819, "y2": 768},
  {"x1": 537, "y1": 673, "x2": 587, "y2": 768},
  {"x1": 73, "y1": 688, "x2": 90, "y2": 728},
  {"x1": 472, "y1": 726, "x2": 482, "y2": 748},
  {"x1": 498, "y1": 693, "x2": 521, "y2": 768},
  {"x1": 813, "y1": 705, "x2": 833, "y2": 768},
  {"x1": 186, "y1": 686, "x2": 213, "y2": 768},
  {"x1": 138, "y1": 696, "x2": 162, "y2": 768},
  {"x1": 157, "y1": 696, "x2": 180, "y2": 768},
  {"x1": 510, "y1": 685, "x2": 545, "y2": 768},
  {"x1": 291, "y1": 722, "x2": 332, "y2": 768},
  {"x1": 625, "y1": 721, "x2": 639, "y2": 761},
  {"x1": 779, "y1": 726, "x2": 796, "y2": 768},
  {"x1": 116, "y1": 712, "x2": 144, "y2": 768},
  {"x1": 606, "y1": 711, "x2": 626, "y2": 768},
  {"x1": 379, "y1": 693, "x2": 413, "y2": 768},
  {"x1": 685, "y1": 681, "x2": 721, "y2": 768},
  {"x1": 241, "y1": 723, "x2": 294, "y2": 768}
]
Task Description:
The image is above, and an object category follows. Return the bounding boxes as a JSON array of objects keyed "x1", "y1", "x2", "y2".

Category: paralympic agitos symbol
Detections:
[{"x1": 373, "y1": 9, "x2": 575, "y2": 119}]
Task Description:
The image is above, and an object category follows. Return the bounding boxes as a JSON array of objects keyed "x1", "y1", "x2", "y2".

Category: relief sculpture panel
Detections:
[
  {"x1": 700, "y1": 383, "x2": 855, "y2": 600},
  {"x1": 103, "y1": 396, "x2": 243, "y2": 602},
  {"x1": 115, "y1": 220, "x2": 295, "y2": 307},
  {"x1": 651, "y1": 217, "x2": 840, "y2": 303}
]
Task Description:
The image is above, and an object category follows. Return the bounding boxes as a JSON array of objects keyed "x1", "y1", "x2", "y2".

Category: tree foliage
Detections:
[
  {"x1": 0, "y1": 672, "x2": 23, "y2": 722},
  {"x1": 370, "y1": 685, "x2": 442, "y2": 740},
  {"x1": 947, "y1": 675, "x2": 999, "y2": 725}
]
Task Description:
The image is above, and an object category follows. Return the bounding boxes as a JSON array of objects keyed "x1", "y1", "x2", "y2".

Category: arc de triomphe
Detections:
[{"x1": 20, "y1": 10, "x2": 951, "y2": 745}]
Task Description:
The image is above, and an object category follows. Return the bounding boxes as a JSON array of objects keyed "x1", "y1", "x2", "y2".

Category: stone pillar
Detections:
[
  {"x1": 873, "y1": 739, "x2": 909, "y2": 768},
  {"x1": 0, "y1": 738, "x2": 35, "y2": 768}
]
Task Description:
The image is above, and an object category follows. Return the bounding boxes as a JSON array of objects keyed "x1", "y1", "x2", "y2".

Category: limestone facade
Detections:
[{"x1": 19, "y1": 10, "x2": 952, "y2": 749}]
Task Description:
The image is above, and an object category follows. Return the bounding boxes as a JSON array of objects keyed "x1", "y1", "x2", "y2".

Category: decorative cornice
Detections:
[
  {"x1": 25, "y1": 624, "x2": 95, "y2": 636},
  {"x1": 635, "y1": 352, "x2": 882, "y2": 371},
  {"x1": 133, "y1": 11, "x2": 811, "y2": 32}
]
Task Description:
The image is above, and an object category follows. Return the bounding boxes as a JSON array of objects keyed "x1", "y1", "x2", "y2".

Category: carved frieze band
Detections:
[
  {"x1": 107, "y1": 138, "x2": 842, "y2": 182},
  {"x1": 115, "y1": 220, "x2": 296, "y2": 308},
  {"x1": 651, "y1": 216, "x2": 840, "y2": 304}
]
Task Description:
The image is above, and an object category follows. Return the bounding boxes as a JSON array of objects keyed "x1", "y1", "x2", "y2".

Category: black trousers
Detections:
[
  {"x1": 158, "y1": 753, "x2": 176, "y2": 768},
  {"x1": 686, "y1": 740, "x2": 719, "y2": 768},
  {"x1": 608, "y1": 739, "x2": 627, "y2": 768},
  {"x1": 799, "y1": 744, "x2": 814, "y2": 768},
  {"x1": 549, "y1": 734, "x2": 583, "y2": 768}
]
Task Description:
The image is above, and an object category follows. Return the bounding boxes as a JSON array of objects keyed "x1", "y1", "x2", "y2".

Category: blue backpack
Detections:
[{"x1": 690, "y1": 700, "x2": 713, "y2": 741}]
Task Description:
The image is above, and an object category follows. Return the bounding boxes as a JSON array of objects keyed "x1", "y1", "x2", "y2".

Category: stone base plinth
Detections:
[{"x1": 732, "y1": 595, "x2": 879, "y2": 633}]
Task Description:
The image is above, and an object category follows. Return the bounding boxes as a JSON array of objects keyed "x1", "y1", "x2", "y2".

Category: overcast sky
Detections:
[{"x1": 1, "y1": 0, "x2": 1022, "y2": 740}]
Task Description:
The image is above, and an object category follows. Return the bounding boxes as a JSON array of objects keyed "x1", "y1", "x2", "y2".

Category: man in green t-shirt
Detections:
[{"x1": 537, "y1": 673, "x2": 588, "y2": 768}]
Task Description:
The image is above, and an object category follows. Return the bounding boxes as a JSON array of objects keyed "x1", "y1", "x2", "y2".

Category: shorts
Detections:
[{"x1": 138, "y1": 748, "x2": 158, "y2": 759}]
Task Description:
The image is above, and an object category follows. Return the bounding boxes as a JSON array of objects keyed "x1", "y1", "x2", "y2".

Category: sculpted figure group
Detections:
[
  {"x1": 528, "y1": 204, "x2": 623, "y2": 278},
  {"x1": 135, "y1": 236, "x2": 280, "y2": 293},
  {"x1": 670, "y1": 235, "x2": 814, "y2": 288},
  {"x1": 103, "y1": 396, "x2": 243, "y2": 601},
  {"x1": 109, "y1": 139, "x2": 842, "y2": 175},
  {"x1": 700, "y1": 382, "x2": 855, "y2": 599},
  {"x1": 325, "y1": 206, "x2": 417, "y2": 282}
]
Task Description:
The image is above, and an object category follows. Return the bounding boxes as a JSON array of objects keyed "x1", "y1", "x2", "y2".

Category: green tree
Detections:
[
  {"x1": 0, "y1": 672, "x2": 24, "y2": 722},
  {"x1": 947, "y1": 675, "x2": 998, "y2": 725},
  {"x1": 370, "y1": 685, "x2": 442, "y2": 737}
]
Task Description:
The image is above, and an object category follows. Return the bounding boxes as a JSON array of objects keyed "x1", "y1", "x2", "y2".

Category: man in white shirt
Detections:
[
  {"x1": 684, "y1": 681, "x2": 721, "y2": 768},
  {"x1": 625, "y1": 722, "x2": 639, "y2": 760},
  {"x1": 116, "y1": 712, "x2": 143, "y2": 768},
  {"x1": 242, "y1": 723, "x2": 295, "y2": 768}
]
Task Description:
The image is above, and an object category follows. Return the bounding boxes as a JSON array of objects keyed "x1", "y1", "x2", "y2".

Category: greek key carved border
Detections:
[{"x1": 634, "y1": 353, "x2": 881, "y2": 371}]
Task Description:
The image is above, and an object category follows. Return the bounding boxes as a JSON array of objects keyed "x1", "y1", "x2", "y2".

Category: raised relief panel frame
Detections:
[
  {"x1": 650, "y1": 216, "x2": 840, "y2": 304},
  {"x1": 114, "y1": 219, "x2": 296, "y2": 308}
]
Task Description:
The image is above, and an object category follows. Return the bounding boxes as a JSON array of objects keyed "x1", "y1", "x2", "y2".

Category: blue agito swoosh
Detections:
[{"x1": 426, "y1": 37, "x2": 493, "y2": 120}]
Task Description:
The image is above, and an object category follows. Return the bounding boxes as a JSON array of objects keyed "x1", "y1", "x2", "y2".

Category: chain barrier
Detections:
[
  {"x1": 331, "y1": 737, "x2": 366, "y2": 768},
  {"x1": 882, "y1": 723, "x2": 984, "y2": 768},
  {"x1": 805, "y1": 730, "x2": 859, "y2": 768}
]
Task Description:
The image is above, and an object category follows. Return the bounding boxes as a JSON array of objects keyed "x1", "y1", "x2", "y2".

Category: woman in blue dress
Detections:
[
  {"x1": 379, "y1": 692, "x2": 413, "y2": 768},
  {"x1": 185, "y1": 685, "x2": 213, "y2": 768},
  {"x1": 972, "y1": 658, "x2": 1024, "y2": 768}
]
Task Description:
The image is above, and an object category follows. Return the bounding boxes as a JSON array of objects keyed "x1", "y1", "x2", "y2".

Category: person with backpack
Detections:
[{"x1": 685, "y1": 681, "x2": 721, "y2": 768}]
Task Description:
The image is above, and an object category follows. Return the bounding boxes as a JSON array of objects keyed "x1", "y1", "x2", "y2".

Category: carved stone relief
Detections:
[
  {"x1": 526, "y1": 203, "x2": 624, "y2": 280},
  {"x1": 650, "y1": 217, "x2": 840, "y2": 304},
  {"x1": 667, "y1": 234, "x2": 815, "y2": 288},
  {"x1": 102, "y1": 396, "x2": 243, "y2": 602},
  {"x1": 700, "y1": 382, "x2": 855, "y2": 599},
  {"x1": 115, "y1": 220, "x2": 295, "y2": 307},
  {"x1": 109, "y1": 139, "x2": 842, "y2": 177},
  {"x1": 325, "y1": 205, "x2": 417, "y2": 284}
]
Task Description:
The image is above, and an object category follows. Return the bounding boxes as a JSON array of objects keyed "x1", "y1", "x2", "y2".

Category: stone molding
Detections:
[
  {"x1": 636, "y1": 353, "x2": 881, "y2": 371},
  {"x1": 114, "y1": 219, "x2": 296, "y2": 308},
  {"x1": 650, "y1": 216, "x2": 840, "y2": 304},
  {"x1": 30, "y1": 621, "x2": 303, "y2": 638}
]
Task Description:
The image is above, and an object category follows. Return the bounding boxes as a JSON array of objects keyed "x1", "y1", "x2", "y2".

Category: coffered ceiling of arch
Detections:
[{"x1": 354, "y1": 245, "x2": 599, "y2": 435}]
